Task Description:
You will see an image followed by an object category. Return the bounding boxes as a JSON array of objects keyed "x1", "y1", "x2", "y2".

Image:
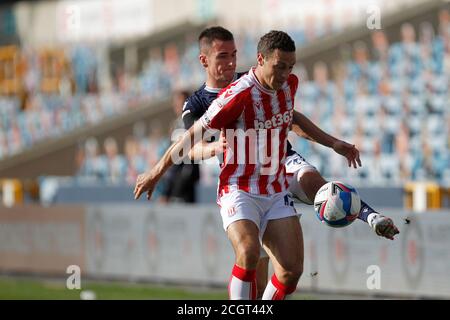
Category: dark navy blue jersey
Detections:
[
  {"x1": 181, "y1": 84, "x2": 223, "y2": 129},
  {"x1": 182, "y1": 72, "x2": 295, "y2": 155}
]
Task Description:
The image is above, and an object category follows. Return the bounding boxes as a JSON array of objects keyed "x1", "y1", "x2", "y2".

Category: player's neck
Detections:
[{"x1": 254, "y1": 67, "x2": 272, "y2": 91}]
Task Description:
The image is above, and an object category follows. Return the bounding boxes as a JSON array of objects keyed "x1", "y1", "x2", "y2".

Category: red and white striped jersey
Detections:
[{"x1": 200, "y1": 67, "x2": 298, "y2": 198}]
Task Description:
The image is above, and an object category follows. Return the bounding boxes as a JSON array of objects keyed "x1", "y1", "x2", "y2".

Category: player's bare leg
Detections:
[
  {"x1": 256, "y1": 256, "x2": 269, "y2": 299},
  {"x1": 292, "y1": 170, "x2": 399, "y2": 239},
  {"x1": 261, "y1": 216, "x2": 303, "y2": 300},
  {"x1": 226, "y1": 219, "x2": 261, "y2": 300},
  {"x1": 294, "y1": 170, "x2": 327, "y2": 203}
]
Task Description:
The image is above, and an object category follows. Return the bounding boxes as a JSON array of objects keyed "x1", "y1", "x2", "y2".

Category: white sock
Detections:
[
  {"x1": 367, "y1": 212, "x2": 380, "y2": 228},
  {"x1": 228, "y1": 264, "x2": 257, "y2": 300}
]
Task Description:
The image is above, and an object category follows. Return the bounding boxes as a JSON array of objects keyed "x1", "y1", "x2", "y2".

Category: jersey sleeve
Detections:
[
  {"x1": 199, "y1": 86, "x2": 248, "y2": 130},
  {"x1": 182, "y1": 109, "x2": 197, "y2": 130},
  {"x1": 182, "y1": 96, "x2": 202, "y2": 129}
]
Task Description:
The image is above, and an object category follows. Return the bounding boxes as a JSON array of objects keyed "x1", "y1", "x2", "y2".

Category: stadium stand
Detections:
[
  {"x1": 0, "y1": 0, "x2": 448, "y2": 206},
  {"x1": 71, "y1": 9, "x2": 450, "y2": 189}
]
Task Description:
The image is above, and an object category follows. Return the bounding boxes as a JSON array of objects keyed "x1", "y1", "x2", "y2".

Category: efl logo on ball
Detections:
[{"x1": 314, "y1": 181, "x2": 361, "y2": 228}]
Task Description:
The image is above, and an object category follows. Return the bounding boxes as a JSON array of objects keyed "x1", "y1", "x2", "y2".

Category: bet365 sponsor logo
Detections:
[{"x1": 254, "y1": 110, "x2": 293, "y2": 129}]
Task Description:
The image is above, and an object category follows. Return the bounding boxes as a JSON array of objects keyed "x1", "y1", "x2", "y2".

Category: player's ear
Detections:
[
  {"x1": 199, "y1": 54, "x2": 208, "y2": 68},
  {"x1": 257, "y1": 53, "x2": 264, "y2": 66}
]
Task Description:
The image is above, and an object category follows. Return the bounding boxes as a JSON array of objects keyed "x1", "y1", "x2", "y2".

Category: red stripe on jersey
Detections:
[
  {"x1": 257, "y1": 94, "x2": 274, "y2": 195},
  {"x1": 270, "y1": 127, "x2": 283, "y2": 193},
  {"x1": 207, "y1": 86, "x2": 252, "y2": 131},
  {"x1": 238, "y1": 101, "x2": 256, "y2": 193},
  {"x1": 219, "y1": 123, "x2": 238, "y2": 195},
  {"x1": 273, "y1": 89, "x2": 289, "y2": 192}
]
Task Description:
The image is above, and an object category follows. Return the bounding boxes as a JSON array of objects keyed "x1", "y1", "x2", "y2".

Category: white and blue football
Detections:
[{"x1": 313, "y1": 181, "x2": 361, "y2": 228}]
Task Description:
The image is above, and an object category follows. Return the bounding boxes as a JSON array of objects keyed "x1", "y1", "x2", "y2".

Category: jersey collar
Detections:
[
  {"x1": 204, "y1": 85, "x2": 221, "y2": 93},
  {"x1": 204, "y1": 73, "x2": 240, "y2": 93},
  {"x1": 249, "y1": 67, "x2": 276, "y2": 95}
]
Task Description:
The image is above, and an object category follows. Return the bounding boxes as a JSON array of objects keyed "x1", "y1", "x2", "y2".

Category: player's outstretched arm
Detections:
[
  {"x1": 292, "y1": 110, "x2": 361, "y2": 168},
  {"x1": 134, "y1": 121, "x2": 206, "y2": 200},
  {"x1": 292, "y1": 110, "x2": 338, "y2": 147}
]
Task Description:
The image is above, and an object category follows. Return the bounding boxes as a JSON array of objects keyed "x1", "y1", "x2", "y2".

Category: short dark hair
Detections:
[
  {"x1": 198, "y1": 26, "x2": 234, "y2": 52},
  {"x1": 257, "y1": 30, "x2": 296, "y2": 57}
]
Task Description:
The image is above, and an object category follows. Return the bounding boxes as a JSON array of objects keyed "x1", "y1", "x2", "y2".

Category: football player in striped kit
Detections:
[
  {"x1": 134, "y1": 30, "x2": 398, "y2": 300},
  {"x1": 181, "y1": 27, "x2": 399, "y2": 298}
]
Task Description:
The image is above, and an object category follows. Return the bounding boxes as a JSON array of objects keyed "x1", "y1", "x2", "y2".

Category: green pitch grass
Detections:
[
  {"x1": 0, "y1": 276, "x2": 227, "y2": 300},
  {"x1": 0, "y1": 276, "x2": 319, "y2": 300}
]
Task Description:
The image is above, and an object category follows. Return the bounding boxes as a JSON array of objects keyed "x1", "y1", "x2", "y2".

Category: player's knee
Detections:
[
  {"x1": 278, "y1": 263, "x2": 303, "y2": 284},
  {"x1": 235, "y1": 245, "x2": 260, "y2": 268},
  {"x1": 282, "y1": 261, "x2": 303, "y2": 281}
]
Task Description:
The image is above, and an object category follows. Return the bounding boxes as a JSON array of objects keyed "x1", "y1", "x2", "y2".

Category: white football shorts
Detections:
[
  {"x1": 218, "y1": 190, "x2": 300, "y2": 245},
  {"x1": 285, "y1": 152, "x2": 318, "y2": 205}
]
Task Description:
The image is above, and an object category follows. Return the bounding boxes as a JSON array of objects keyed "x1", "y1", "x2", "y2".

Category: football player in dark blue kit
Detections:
[{"x1": 182, "y1": 26, "x2": 399, "y2": 298}]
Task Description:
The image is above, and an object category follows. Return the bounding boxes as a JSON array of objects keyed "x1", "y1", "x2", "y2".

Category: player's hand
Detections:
[
  {"x1": 370, "y1": 214, "x2": 400, "y2": 240},
  {"x1": 134, "y1": 170, "x2": 159, "y2": 200},
  {"x1": 332, "y1": 140, "x2": 362, "y2": 169}
]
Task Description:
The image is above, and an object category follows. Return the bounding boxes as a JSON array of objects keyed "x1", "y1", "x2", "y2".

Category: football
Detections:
[{"x1": 313, "y1": 181, "x2": 361, "y2": 228}]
